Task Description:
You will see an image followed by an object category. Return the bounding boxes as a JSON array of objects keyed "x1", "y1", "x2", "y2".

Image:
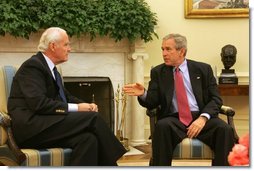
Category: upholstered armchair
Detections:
[
  {"x1": 0, "y1": 66, "x2": 72, "y2": 166},
  {"x1": 146, "y1": 105, "x2": 239, "y2": 165}
]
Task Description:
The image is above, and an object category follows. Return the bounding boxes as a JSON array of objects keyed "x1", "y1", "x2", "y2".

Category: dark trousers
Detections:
[
  {"x1": 152, "y1": 116, "x2": 235, "y2": 166},
  {"x1": 19, "y1": 112, "x2": 126, "y2": 166}
]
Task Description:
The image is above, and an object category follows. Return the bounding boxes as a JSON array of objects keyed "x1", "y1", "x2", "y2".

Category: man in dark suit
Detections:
[
  {"x1": 7, "y1": 27, "x2": 126, "y2": 166},
  {"x1": 123, "y1": 33, "x2": 235, "y2": 166}
]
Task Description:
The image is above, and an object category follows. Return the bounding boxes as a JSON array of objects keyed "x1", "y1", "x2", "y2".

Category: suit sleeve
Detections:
[
  {"x1": 138, "y1": 67, "x2": 160, "y2": 110},
  {"x1": 200, "y1": 64, "x2": 223, "y2": 118}
]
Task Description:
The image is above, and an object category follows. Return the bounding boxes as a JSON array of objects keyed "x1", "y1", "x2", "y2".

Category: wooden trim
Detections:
[{"x1": 218, "y1": 84, "x2": 249, "y2": 96}]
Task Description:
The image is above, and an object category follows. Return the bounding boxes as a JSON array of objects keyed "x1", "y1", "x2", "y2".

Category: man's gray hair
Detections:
[
  {"x1": 38, "y1": 27, "x2": 67, "y2": 52},
  {"x1": 163, "y1": 33, "x2": 187, "y2": 52}
]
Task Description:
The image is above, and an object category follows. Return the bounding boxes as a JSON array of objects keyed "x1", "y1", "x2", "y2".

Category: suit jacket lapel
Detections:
[
  {"x1": 37, "y1": 52, "x2": 55, "y2": 79},
  {"x1": 36, "y1": 52, "x2": 61, "y2": 97},
  {"x1": 161, "y1": 65, "x2": 174, "y2": 105},
  {"x1": 187, "y1": 61, "x2": 202, "y2": 106}
]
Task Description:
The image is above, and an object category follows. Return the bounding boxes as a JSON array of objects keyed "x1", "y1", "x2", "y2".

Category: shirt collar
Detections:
[
  {"x1": 174, "y1": 59, "x2": 188, "y2": 72},
  {"x1": 42, "y1": 53, "x2": 55, "y2": 71}
]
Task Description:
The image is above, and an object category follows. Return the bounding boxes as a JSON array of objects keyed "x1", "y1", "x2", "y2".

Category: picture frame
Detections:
[{"x1": 184, "y1": 0, "x2": 249, "y2": 18}]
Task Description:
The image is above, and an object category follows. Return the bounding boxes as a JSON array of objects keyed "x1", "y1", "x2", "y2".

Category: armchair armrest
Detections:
[
  {"x1": 0, "y1": 112, "x2": 26, "y2": 165},
  {"x1": 220, "y1": 105, "x2": 235, "y2": 117},
  {"x1": 146, "y1": 108, "x2": 157, "y2": 118},
  {"x1": 219, "y1": 105, "x2": 239, "y2": 142}
]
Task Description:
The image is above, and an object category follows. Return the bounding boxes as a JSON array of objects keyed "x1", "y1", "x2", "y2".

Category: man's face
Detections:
[
  {"x1": 161, "y1": 38, "x2": 185, "y2": 66},
  {"x1": 221, "y1": 47, "x2": 236, "y2": 70},
  {"x1": 53, "y1": 32, "x2": 71, "y2": 64}
]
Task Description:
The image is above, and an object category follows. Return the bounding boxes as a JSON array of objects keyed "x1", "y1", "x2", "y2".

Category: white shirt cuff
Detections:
[
  {"x1": 139, "y1": 90, "x2": 147, "y2": 101},
  {"x1": 200, "y1": 113, "x2": 211, "y2": 120},
  {"x1": 68, "y1": 103, "x2": 78, "y2": 112}
]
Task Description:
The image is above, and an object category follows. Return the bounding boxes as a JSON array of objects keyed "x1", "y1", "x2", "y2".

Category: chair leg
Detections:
[{"x1": 149, "y1": 157, "x2": 153, "y2": 166}]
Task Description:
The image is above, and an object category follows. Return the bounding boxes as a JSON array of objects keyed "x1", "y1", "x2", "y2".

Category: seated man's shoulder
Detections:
[{"x1": 188, "y1": 59, "x2": 211, "y2": 68}]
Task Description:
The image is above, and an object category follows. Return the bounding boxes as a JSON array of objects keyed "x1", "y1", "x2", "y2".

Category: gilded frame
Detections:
[{"x1": 184, "y1": 0, "x2": 249, "y2": 18}]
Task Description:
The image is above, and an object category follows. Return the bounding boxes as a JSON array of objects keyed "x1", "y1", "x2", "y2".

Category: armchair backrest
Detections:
[{"x1": 0, "y1": 66, "x2": 17, "y2": 114}]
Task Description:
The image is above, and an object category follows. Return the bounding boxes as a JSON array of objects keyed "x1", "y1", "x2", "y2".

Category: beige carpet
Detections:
[{"x1": 123, "y1": 146, "x2": 144, "y2": 156}]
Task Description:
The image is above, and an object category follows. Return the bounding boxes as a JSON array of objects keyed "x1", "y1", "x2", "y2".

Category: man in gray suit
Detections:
[
  {"x1": 8, "y1": 27, "x2": 126, "y2": 166},
  {"x1": 123, "y1": 33, "x2": 235, "y2": 166}
]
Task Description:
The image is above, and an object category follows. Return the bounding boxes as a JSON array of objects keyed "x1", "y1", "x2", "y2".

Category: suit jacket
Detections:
[
  {"x1": 138, "y1": 59, "x2": 223, "y2": 120},
  {"x1": 8, "y1": 52, "x2": 83, "y2": 144}
]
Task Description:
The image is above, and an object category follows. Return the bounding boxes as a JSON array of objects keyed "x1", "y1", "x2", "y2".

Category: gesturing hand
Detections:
[{"x1": 122, "y1": 83, "x2": 145, "y2": 96}]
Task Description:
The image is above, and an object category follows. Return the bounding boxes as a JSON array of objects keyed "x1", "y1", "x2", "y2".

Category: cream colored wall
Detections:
[
  {"x1": 144, "y1": 0, "x2": 249, "y2": 82},
  {"x1": 143, "y1": 0, "x2": 249, "y2": 140}
]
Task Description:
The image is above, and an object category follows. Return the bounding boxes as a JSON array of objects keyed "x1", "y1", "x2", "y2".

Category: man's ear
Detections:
[
  {"x1": 49, "y1": 42, "x2": 56, "y2": 52},
  {"x1": 180, "y1": 48, "x2": 186, "y2": 56}
]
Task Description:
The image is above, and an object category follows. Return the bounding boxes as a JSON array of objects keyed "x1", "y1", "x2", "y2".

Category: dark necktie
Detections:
[
  {"x1": 53, "y1": 67, "x2": 67, "y2": 103},
  {"x1": 174, "y1": 67, "x2": 192, "y2": 126}
]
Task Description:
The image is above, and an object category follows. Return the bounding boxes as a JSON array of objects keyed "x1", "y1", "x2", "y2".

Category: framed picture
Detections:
[{"x1": 185, "y1": 0, "x2": 249, "y2": 18}]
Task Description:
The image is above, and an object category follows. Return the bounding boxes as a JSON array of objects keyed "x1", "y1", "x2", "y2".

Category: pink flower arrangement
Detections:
[{"x1": 228, "y1": 133, "x2": 249, "y2": 166}]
